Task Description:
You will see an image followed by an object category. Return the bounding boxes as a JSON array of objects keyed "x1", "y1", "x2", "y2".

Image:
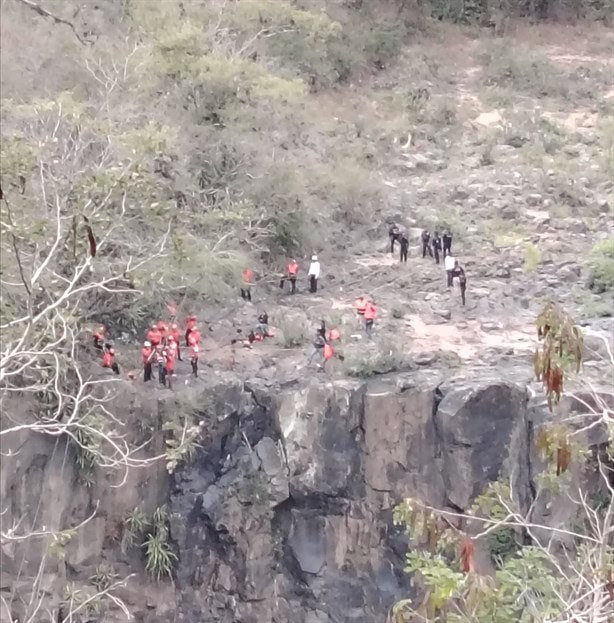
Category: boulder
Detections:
[{"x1": 435, "y1": 382, "x2": 530, "y2": 510}]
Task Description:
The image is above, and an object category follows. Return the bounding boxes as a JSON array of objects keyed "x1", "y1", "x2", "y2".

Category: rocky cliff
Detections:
[{"x1": 2, "y1": 367, "x2": 564, "y2": 623}]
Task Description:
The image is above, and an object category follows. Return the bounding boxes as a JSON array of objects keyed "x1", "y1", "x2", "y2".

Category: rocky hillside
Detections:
[{"x1": 1, "y1": 2, "x2": 613, "y2": 622}]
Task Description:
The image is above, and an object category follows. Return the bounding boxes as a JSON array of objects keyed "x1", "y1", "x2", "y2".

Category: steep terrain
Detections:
[{"x1": 1, "y1": 3, "x2": 613, "y2": 622}]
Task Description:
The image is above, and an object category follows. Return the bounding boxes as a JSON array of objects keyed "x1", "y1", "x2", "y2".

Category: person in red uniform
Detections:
[
  {"x1": 364, "y1": 299, "x2": 377, "y2": 339},
  {"x1": 241, "y1": 268, "x2": 254, "y2": 301},
  {"x1": 170, "y1": 323, "x2": 182, "y2": 360},
  {"x1": 93, "y1": 326, "x2": 106, "y2": 350},
  {"x1": 141, "y1": 340, "x2": 153, "y2": 382},
  {"x1": 188, "y1": 324, "x2": 201, "y2": 347},
  {"x1": 165, "y1": 336, "x2": 177, "y2": 389},
  {"x1": 102, "y1": 344, "x2": 120, "y2": 375},
  {"x1": 147, "y1": 323, "x2": 162, "y2": 347},
  {"x1": 354, "y1": 297, "x2": 367, "y2": 325},
  {"x1": 284, "y1": 259, "x2": 299, "y2": 294},
  {"x1": 157, "y1": 320, "x2": 168, "y2": 342},
  {"x1": 185, "y1": 315, "x2": 197, "y2": 346}
]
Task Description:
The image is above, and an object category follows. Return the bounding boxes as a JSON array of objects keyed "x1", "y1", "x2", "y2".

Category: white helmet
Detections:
[
  {"x1": 144, "y1": 340, "x2": 151, "y2": 347},
  {"x1": 311, "y1": 255, "x2": 318, "y2": 261}
]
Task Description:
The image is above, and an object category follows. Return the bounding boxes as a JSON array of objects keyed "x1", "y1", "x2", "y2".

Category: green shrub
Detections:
[
  {"x1": 586, "y1": 239, "x2": 614, "y2": 293},
  {"x1": 344, "y1": 339, "x2": 405, "y2": 377},
  {"x1": 275, "y1": 314, "x2": 309, "y2": 348},
  {"x1": 143, "y1": 505, "x2": 176, "y2": 582},
  {"x1": 90, "y1": 563, "x2": 119, "y2": 591},
  {"x1": 479, "y1": 42, "x2": 569, "y2": 99},
  {"x1": 524, "y1": 243, "x2": 542, "y2": 273}
]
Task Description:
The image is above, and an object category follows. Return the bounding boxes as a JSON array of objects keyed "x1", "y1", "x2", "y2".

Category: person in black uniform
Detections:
[
  {"x1": 432, "y1": 231, "x2": 442, "y2": 264},
  {"x1": 389, "y1": 224, "x2": 401, "y2": 254},
  {"x1": 399, "y1": 232, "x2": 409, "y2": 263},
  {"x1": 421, "y1": 230, "x2": 432, "y2": 258},
  {"x1": 442, "y1": 231, "x2": 453, "y2": 258}
]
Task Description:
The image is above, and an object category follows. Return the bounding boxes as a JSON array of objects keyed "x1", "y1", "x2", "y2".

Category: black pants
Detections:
[
  {"x1": 447, "y1": 270, "x2": 453, "y2": 287},
  {"x1": 158, "y1": 363, "x2": 166, "y2": 386},
  {"x1": 191, "y1": 357, "x2": 198, "y2": 377},
  {"x1": 144, "y1": 362, "x2": 152, "y2": 382},
  {"x1": 422, "y1": 241, "x2": 432, "y2": 257},
  {"x1": 400, "y1": 245, "x2": 408, "y2": 262},
  {"x1": 309, "y1": 275, "x2": 317, "y2": 293},
  {"x1": 240, "y1": 287, "x2": 252, "y2": 301},
  {"x1": 111, "y1": 362, "x2": 120, "y2": 375},
  {"x1": 290, "y1": 277, "x2": 296, "y2": 293},
  {"x1": 185, "y1": 329, "x2": 191, "y2": 347},
  {"x1": 390, "y1": 235, "x2": 399, "y2": 253},
  {"x1": 443, "y1": 241, "x2": 452, "y2": 257},
  {"x1": 460, "y1": 283, "x2": 466, "y2": 306},
  {"x1": 433, "y1": 247, "x2": 440, "y2": 264}
]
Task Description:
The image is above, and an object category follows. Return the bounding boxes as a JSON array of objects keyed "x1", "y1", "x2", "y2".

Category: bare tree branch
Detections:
[{"x1": 16, "y1": 0, "x2": 95, "y2": 46}]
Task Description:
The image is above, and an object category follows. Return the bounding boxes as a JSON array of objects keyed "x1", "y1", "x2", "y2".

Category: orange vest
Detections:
[
  {"x1": 243, "y1": 269, "x2": 254, "y2": 283},
  {"x1": 323, "y1": 343, "x2": 334, "y2": 360},
  {"x1": 102, "y1": 350, "x2": 114, "y2": 367},
  {"x1": 354, "y1": 298, "x2": 367, "y2": 314},
  {"x1": 141, "y1": 347, "x2": 152, "y2": 364},
  {"x1": 147, "y1": 328, "x2": 161, "y2": 346},
  {"x1": 287, "y1": 262, "x2": 298, "y2": 276},
  {"x1": 364, "y1": 303, "x2": 377, "y2": 321}
]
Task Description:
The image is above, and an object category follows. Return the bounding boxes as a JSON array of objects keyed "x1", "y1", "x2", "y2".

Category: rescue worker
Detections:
[
  {"x1": 444, "y1": 253, "x2": 456, "y2": 287},
  {"x1": 309, "y1": 331, "x2": 326, "y2": 368},
  {"x1": 241, "y1": 267, "x2": 254, "y2": 301},
  {"x1": 432, "y1": 231, "x2": 442, "y2": 265},
  {"x1": 364, "y1": 299, "x2": 377, "y2": 338},
  {"x1": 354, "y1": 296, "x2": 367, "y2": 324},
  {"x1": 399, "y1": 232, "x2": 409, "y2": 263},
  {"x1": 421, "y1": 230, "x2": 432, "y2": 258},
  {"x1": 389, "y1": 223, "x2": 401, "y2": 254},
  {"x1": 323, "y1": 341, "x2": 335, "y2": 367},
  {"x1": 185, "y1": 315, "x2": 197, "y2": 346},
  {"x1": 141, "y1": 340, "x2": 153, "y2": 383},
  {"x1": 165, "y1": 336, "x2": 178, "y2": 389},
  {"x1": 170, "y1": 323, "x2": 182, "y2": 360},
  {"x1": 157, "y1": 320, "x2": 168, "y2": 341},
  {"x1": 442, "y1": 231, "x2": 453, "y2": 258},
  {"x1": 328, "y1": 327, "x2": 341, "y2": 342},
  {"x1": 102, "y1": 343, "x2": 120, "y2": 375},
  {"x1": 93, "y1": 325, "x2": 106, "y2": 350},
  {"x1": 189, "y1": 341, "x2": 199, "y2": 377},
  {"x1": 147, "y1": 323, "x2": 162, "y2": 347},
  {"x1": 187, "y1": 324, "x2": 201, "y2": 347},
  {"x1": 284, "y1": 259, "x2": 299, "y2": 294},
  {"x1": 308, "y1": 255, "x2": 320, "y2": 293}
]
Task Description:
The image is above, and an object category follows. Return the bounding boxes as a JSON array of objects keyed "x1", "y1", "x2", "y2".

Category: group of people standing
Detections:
[
  {"x1": 241, "y1": 255, "x2": 322, "y2": 300},
  {"x1": 389, "y1": 224, "x2": 467, "y2": 306},
  {"x1": 94, "y1": 317, "x2": 202, "y2": 387},
  {"x1": 141, "y1": 317, "x2": 201, "y2": 386}
]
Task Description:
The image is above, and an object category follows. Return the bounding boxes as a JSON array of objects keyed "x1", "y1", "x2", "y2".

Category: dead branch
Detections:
[{"x1": 16, "y1": 0, "x2": 95, "y2": 45}]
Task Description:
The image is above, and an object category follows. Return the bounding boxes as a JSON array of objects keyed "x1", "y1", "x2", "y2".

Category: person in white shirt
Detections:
[
  {"x1": 444, "y1": 254, "x2": 455, "y2": 287},
  {"x1": 308, "y1": 255, "x2": 321, "y2": 293}
]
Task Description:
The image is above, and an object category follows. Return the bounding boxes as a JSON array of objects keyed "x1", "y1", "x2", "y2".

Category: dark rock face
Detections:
[
  {"x1": 165, "y1": 375, "x2": 533, "y2": 623},
  {"x1": 2, "y1": 373, "x2": 538, "y2": 623}
]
